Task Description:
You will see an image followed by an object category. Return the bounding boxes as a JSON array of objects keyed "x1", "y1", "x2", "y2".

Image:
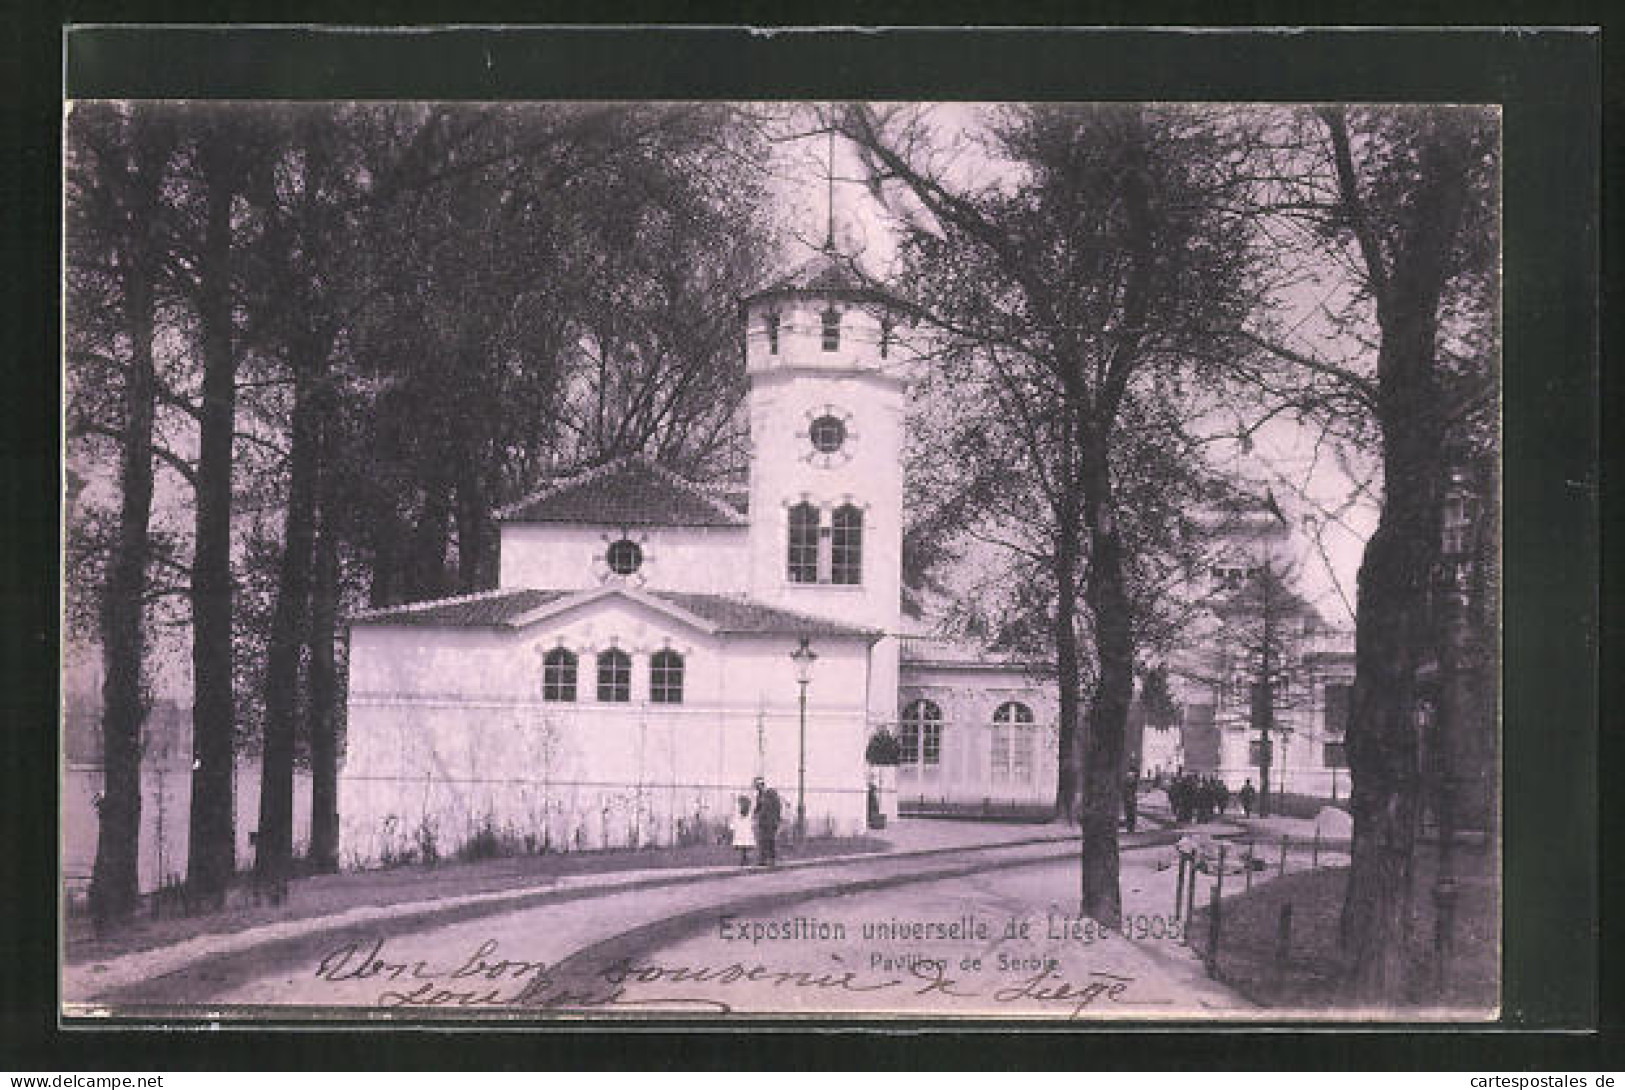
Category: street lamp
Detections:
[{"x1": 790, "y1": 636, "x2": 817, "y2": 843}]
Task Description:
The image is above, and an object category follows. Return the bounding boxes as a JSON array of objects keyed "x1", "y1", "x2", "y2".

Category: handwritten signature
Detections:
[{"x1": 312, "y1": 937, "x2": 1137, "y2": 1017}]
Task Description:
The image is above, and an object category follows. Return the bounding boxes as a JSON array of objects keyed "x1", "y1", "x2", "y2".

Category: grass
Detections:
[
  {"x1": 64, "y1": 833, "x2": 888, "y2": 966},
  {"x1": 1190, "y1": 838, "x2": 1498, "y2": 1012}
]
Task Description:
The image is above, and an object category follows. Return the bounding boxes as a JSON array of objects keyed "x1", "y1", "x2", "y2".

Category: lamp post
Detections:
[{"x1": 790, "y1": 637, "x2": 817, "y2": 843}]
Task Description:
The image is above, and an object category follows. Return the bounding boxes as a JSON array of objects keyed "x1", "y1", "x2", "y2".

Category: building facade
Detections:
[
  {"x1": 1162, "y1": 498, "x2": 1357, "y2": 799},
  {"x1": 339, "y1": 250, "x2": 1055, "y2": 865}
]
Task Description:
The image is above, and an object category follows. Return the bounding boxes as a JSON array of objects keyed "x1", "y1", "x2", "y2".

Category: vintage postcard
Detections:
[{"x1": 60, "y1": 35, "x2": 1513, "y2": 1023}]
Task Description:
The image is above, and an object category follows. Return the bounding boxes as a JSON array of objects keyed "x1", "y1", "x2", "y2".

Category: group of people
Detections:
[
  {"x1": 1164, "y1": 769, "x2": 1258, "y2": 824},
  {"x1": 728, "y1": 777, "x2": 784, "y2": 868}
]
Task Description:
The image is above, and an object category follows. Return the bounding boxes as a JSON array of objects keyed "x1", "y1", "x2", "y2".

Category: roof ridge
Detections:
[
  {"x1": 494, "y1": 456, "x2": 635, "y2": 520},
  {"x1": 347, "y1": 585, "x2": 534, "y2": 623},
  {"x1": 641, "y1": 461, "x2": 748, "y2": 525}
]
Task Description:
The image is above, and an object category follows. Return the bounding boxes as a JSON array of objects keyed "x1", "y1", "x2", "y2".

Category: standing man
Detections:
[
  {"x1": 1239, "y1": 778, "x2": 1256, "y2": 818},
  {"x1": 753, "y1": 777, "x2": 783, "y2": 867}
]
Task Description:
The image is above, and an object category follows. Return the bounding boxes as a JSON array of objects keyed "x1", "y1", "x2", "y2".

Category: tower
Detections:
[{"x1": 741, "y1": 248, "x2": 907, "y2": 730}]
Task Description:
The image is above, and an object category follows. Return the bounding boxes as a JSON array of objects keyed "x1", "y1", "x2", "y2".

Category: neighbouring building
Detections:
[{"x1": 1159, "y1": 495, "x2": 1357, "y2": 799}]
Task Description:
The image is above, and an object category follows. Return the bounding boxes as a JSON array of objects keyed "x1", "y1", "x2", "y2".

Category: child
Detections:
[{"x1": 730, "y1": 794, "x2": 756, "y2": 867}]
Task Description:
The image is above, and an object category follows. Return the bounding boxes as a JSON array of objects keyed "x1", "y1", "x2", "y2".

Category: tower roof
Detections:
[{"x1": 743, "y1": 246, "x2": 898, "y2": 308}]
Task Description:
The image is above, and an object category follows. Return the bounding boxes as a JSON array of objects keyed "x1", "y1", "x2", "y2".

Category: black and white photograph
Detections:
[{"x1": 59, "y1": 81, "x2": 1510, "y2": 1023}]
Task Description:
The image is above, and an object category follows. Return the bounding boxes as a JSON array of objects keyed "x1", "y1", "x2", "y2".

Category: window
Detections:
[
  {"x1": 1249, "y1": 738, "x2": 1273, "y2": 767},
  {"x1": 1324, "y1": 682, "x2": 1352, "y2": 736},
  {"x1": 597, "y1": 649, "x2": 631, "y2": 703},
  {"x1": 901, "y1": 699, "x2": 942, "y2": 767},
  {"x1": 606, "y1": 538, "x2": 643, "y2": 576},
  {"x1": 809, "y1": 415, "x2": 846, "y2": 453},
  {"x1": 831, "y1": 505, "x2": 863, "y2": 585},
  {"x1": 787, "y1": 503, "x2": 820, "y2": 583},
  {"x1": 543, "y1": 648, "x2": 577, "y2": 702},
  {"x1": 821, "y1": 306, "x2": 841, "y2": 351},
  {"x1": 650, "y1": 649, "x2": 684, "y2": 704},
  {"x1": 879, "y1": 315, "x2": 894, "y2": 359},
  {"x1": 991, "y1": 702, "x2": 1034, "y2": 782},
  {"x1": 766, "y1": 311, "x2": 780, "y2": 354},
  {"x1": 1323, "y1": 741, "x2": 1348, "y2": 768}
]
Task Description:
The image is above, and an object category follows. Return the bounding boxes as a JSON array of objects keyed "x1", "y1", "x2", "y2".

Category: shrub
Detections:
[{"x1": 865, "y1": 729, "x2": 901, "y2": 766}]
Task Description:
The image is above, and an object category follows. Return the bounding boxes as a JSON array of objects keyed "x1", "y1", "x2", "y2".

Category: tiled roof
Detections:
[
  {"x1": 745, "y1": 247, "x2": 896, "y2": 306},
  {"x1": 350, "y1": 586, "x2": 878, "y2": 641},
  {"x1": 650, "y1": 592, "x2": 879, "y2": 639},
  {"x1": 349, "y1": 588, "x2": 571, "y2": 628},
  {"x1": 498, "y1": 458, "x2": 748, "y2": 528}
]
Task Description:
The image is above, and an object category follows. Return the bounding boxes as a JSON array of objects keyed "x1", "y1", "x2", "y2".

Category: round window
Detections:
[
  {"x1": 606, "y1": 539, "x2": 643, "y2": 575},
  {"x1": 809, "y1": 415, "x2": 847, "y2": 454}
]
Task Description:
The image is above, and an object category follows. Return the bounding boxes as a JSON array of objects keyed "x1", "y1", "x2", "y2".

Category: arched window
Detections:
[
  {"x1": 765, "y1": 311, "x2": 781, "y2": 354},
  {"x1": 901, "y1": 699, "x2": 943, "y2": 767},
  {"x1": 879, "y1": 314, "x2": 894, "y2": 359},
  {"x1": 820, "y1": 306, "x2": 841, "y2": 352},
  {"x1": 831, "y1": 505, "x2": 863, "y2": 585},
  {"x1": 992, "y1": 701, "x2": 1035, "y2": 781},
  {"x1": 650, "y1": 649, "x2": 684, "y2": 705},
  {"x1": 787, "y1": 503, "x2": 820, "y2": 583},
  {"x1": 542, "y1": 648, "x2": 577, "y2": 702},
  {"x1": 596, "y1": 648, "x2": 631, "y2": 703}
]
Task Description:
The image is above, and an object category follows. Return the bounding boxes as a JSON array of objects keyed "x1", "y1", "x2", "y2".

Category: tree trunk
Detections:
[
  {"x1": 1079, "y1": 554, "x2": 1130, "y2": 925},
  {"x1": 1051, "y1": 530, "x2": 1082, "y2": 822},
  {"x1": 90, "y1": 114, "x2": 167, "y2": 929},
  {"x1": 254, "y1": 354, "x2": 323, "y2": 891},
  {"x1": 455, "y1": 457, "x2": 493, "y2": 593},
  {"x1": 406, "y1": 479, "x2": 452, "y2": 601},
  {"x1": 306, "y1": 416, "x2": 342, "y2": 873},
  {"x1": 1338, "y1": 328, "x2": 1444, "y2": 1003},
  {"x1": 368, "y1": 506, "x2": 402, "y2": 609},
  {"x1": 186, "y1": 127, "x2": 241, "y2": 910},
  {"x1": 1078, "y1": 449, "x2": 1131, "y2": 928},
  {"x1": 1329, "y1": 108, "x2": 1479, "y2": 1004}
]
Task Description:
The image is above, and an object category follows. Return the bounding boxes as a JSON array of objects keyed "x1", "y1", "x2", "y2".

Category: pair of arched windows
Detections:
[
  {"x1": 542, "y1": 647, "x2": 684, "y2": 705},
  {"x1": 899, "y1": 700, "x2": 1036, "y2": 777},
  {"x1": 787, "y1": 503, "x2": 863, "y2": 585}
]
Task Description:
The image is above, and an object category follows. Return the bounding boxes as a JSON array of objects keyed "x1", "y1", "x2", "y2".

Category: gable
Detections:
[{"x1": 497, "y1": 458, "x2": 747, "y2": 528}]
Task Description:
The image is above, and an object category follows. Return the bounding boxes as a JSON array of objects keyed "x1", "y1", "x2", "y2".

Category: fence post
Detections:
[
  {"x1": 1312, "y1": 827, "x2": 1322, "y2": 869},
  {"x1": 1278, "y1": 835, "x2": 1289, "y2": 878},
  {"x1": 1216, "y1": 844, "x2": 1228, "y2": 901},
  {"x1": 1244, "y1": 841, "x2": 1254, "y2": 892},
  {"x1": 1206, "y1": 886, "x2": 1222, "y2": 978},
  {"x1": 1173, "y1": 852, "x2": 1188, "y2": 921},
  {"x1": 1185, "y1": 850, "x2": 1200, "y2": 923},
  {"x1": 1275, "y1": 902, "x2": 1294, "y2": 969}
]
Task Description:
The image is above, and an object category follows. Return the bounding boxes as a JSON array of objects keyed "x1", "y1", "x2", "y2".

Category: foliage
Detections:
[{"x1": 864, "y1": 729, "x2": 902, "y2": 766}]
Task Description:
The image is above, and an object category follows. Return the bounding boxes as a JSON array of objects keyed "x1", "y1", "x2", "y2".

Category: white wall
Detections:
[
  {"x1": 498, "y1": 524, "x2": 750, "y2": 594},
  {"x1": 340, "y1": 600, "x2": 875, "y2": 868},
  {"x1": 894, "y1": 664, "x2": 1059, "y2": 808}
]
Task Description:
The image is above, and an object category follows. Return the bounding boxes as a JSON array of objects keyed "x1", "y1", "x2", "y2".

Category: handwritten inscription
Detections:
[{"x1": 312, "y1": 936, "x2": 1143, "y2": 1017}]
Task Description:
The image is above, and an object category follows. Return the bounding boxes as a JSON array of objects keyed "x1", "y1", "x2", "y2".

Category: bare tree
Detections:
[
  {"x1": 1238, "y1": 106, "x2": 1498, "y2": 1001},
  {"x1": 845, "y1": 103, "x2": 1264, "y2": 924},
  {"x1": 66, "y1": 103, "x2": 178, "y2": 928}
]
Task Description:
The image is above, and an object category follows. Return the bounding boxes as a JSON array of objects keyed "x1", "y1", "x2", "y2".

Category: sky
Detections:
[{"x1": 763, "y1": 103, "x2": 1379, "y2": 629}]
